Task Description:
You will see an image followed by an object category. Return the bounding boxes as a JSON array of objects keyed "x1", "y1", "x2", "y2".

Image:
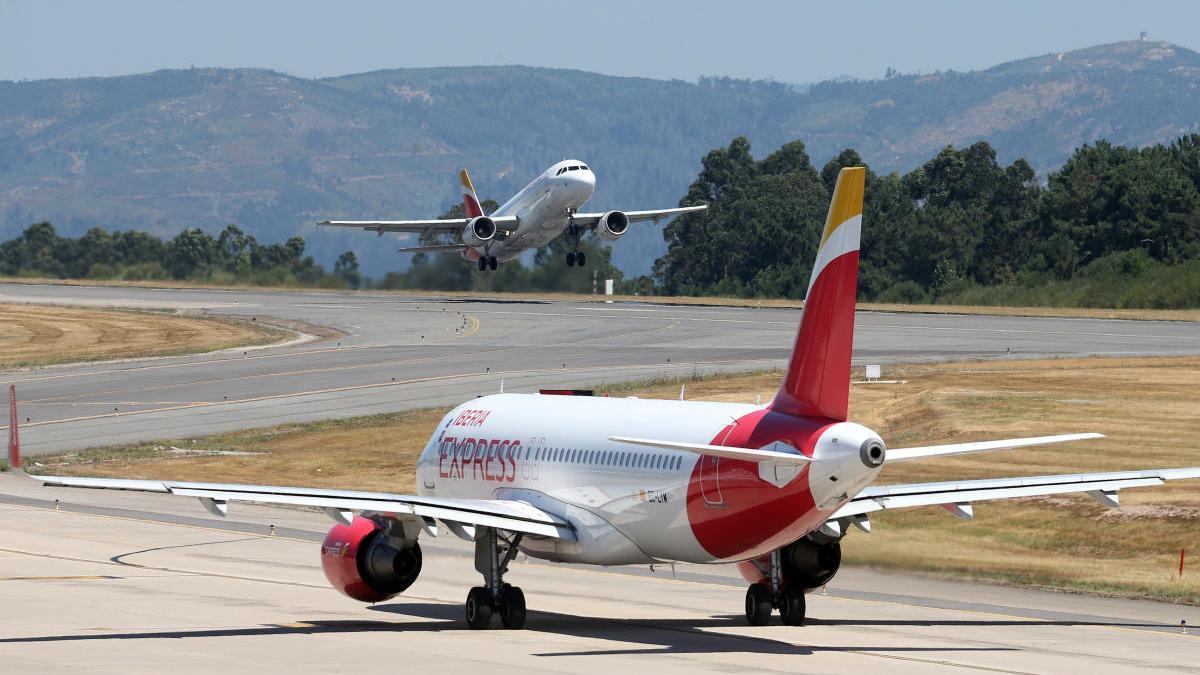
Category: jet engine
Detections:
[
  {"x1": 462, "y1": 216, "x2": 497, "y2": 247},
  {"x1": 320, "y1": 515, "x2": 423, "y2": 602},
  {"x1": 780, "y1": 536, "x2": 841, "y2": 590},
  {"x1": 596, "y1": 211, "x2": 629, "y2": 242},
  {"x1": 736, "y1": 536, "x2": 841, "y2": 592}
]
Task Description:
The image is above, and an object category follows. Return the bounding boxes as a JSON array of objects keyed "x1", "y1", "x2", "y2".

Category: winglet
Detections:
[
  {"x1": 460, "y1": 169, "x2": 483, "y2": 218},
  {"x1": 8, "y1": 384, "x2": 22, "y2": 474},
  {"x1": 771, "y1": 167, "x2": 865, "y2": 421}
]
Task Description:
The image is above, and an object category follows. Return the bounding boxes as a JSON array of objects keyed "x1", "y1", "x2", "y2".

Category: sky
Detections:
[{"x1": 2, "y1": 0, "x2": 1199, "y2": 84}]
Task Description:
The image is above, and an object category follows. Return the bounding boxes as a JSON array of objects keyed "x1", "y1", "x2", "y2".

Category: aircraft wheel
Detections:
[
  {"x1": 499, "y1": 585, "x2": 526, "y2": 629},
  {"x1": 576, "y1": 251, "x2": 586, "y2": 267},
  {"x1": 477, "y1": 257, "x2": 488, "y2": 272},
  {"x1": 778, "y1": 586, "x2": 806, "y2": 626},
  {"x1": 566, "y1": 252, "x2": 576, "y2": 267},
  {"x1": 488, "y1": 256, "x2": 498, "y2": 270},
  {"x1": 465, "y1": 586, "x2": 493, "y2": 629},
  {"x1": 745, "y1": 583, "x2": 772, "y2": 626}
]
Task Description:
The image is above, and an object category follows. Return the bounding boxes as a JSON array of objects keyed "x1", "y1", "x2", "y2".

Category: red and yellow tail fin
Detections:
[
  {"x1": 459, "y1": 169, "x2": 483, "y2": 218},
  {"x1": 8, "y1": 384, "x2": 20, "y2": 473},
  {"x1": 771, "y1": 167, "x2": 865, "y2": 421}
]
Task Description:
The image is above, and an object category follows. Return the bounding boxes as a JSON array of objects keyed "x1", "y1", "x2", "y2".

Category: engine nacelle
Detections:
[
  {"x1": 736, "y1": 537, "x2": 841, "y2": 592},
  {"x1": 596, "y1": 211, "x2": 629, "y2": 242},
  {"x1": 320, "y1": 515, "x2": 422, "y2": 603},
  {"x1": 462, "y1": 216, "x2": 497, "y2": 247},
  {"x1": 781, "y1": 537, "x2": 841, "y2": 590}
]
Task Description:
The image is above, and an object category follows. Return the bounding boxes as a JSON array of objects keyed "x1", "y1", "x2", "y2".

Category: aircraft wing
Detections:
[
  {"x1": 830, "y1": 467, "x2": 1200, "y2": 521},
  {"x1": 318, "y1": 216, "x2": 519, "y2": 235},
  {"x1": 28, "y1": 474, "x2": 576, "y2": 539},
  {"x1": 573, "y1": 205, "x2": 708, "y2": 227},
  {"x1": 397, "y1": 244, "x2": 468, "y2": 254}
]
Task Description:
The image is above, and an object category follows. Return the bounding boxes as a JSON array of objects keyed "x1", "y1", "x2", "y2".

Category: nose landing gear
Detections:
[
  {"x1": 565, "y1": 210, "x2": 586, "y2": 267},
  {"x1": 476, "y1": 255, "x2": 498, "y2": 271},
  {"x1": 465, "y1": 527, "x2": 526, "y2": 629}
]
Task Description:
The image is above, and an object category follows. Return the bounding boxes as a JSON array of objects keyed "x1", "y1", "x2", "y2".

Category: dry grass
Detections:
[
  {"x1": 5, "y1": 278, "x2": 1198, "y2": 322},
  {"x1": 0, "y1": 303, "x2": 284, "y2": 369},
  {"x1": 33, "y1": 356, "x2": 1200, "y2": 602}
]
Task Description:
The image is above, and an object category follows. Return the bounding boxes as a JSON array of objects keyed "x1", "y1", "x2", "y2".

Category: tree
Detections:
[
  {"x1": 655, "y1": 137, "x2": 827, "y2": 298},
  {"x1": 334, "y1": 251, "x2": 362, "y2": 288},
  {"x1": 165, "y1": 228, "x2": 217, "y2": 279}
]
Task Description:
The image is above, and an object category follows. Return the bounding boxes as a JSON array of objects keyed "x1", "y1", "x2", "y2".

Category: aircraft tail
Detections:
[
  {"x1": 770, "y1": 167, "x2": 866, "y2": 421},
  {"x1": 7, "y1": 384, "x2": 21, "y2": 474},
  {"x1": 459, "y1": 169, "x2": 484, "y2": 218}
]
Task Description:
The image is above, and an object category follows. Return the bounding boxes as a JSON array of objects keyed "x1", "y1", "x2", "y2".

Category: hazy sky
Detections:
[{"x1": 2, "y1": 0, "x2": 1198, "y2": 83}]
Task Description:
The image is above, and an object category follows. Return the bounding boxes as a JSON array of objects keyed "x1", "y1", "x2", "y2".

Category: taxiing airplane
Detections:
[
  {"x1": 319, "y1": 162, "x2": 707, "y2": 271},
  {"x1": 13, "y1": 167, "x2": 1200, "y2": 629}
]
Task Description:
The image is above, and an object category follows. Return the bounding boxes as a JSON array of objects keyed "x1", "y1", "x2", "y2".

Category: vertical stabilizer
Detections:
[
  {"x1": 771, "y1": 167, "x2": 865, "y2": 421},
  {"x1": 7, "y1": 384, "x2": 20, "y2": 473},
  {"x1": 459, "y1": 169, "x2": 484, "y2": 218}
]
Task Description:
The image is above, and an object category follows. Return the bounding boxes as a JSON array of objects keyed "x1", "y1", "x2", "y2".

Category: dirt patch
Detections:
[{"x1": 0, "y1": 303, "x2": 287, "y2": 369}]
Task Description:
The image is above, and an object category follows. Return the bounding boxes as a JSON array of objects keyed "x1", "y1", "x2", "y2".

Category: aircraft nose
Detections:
[
  {"x1": 570, "y1": 169, "x2": 596, "y2": 197},
  {"x1": 572, "y1": 169, "x2": 595, "y2": 187}
]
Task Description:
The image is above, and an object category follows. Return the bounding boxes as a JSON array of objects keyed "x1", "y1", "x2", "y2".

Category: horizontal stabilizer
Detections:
[
  {"x1": 887, "y1": 433, "x2": 1104, "y2": 462},
  {"x1": 833, "y1": 466, "x2": 1200, "y2": 520},
  {"x1": 609, "y1": 436, "x2": 812, "y2": 465}
]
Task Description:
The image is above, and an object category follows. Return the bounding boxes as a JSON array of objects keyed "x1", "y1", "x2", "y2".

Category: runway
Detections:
[
  {"x1": 3, "y1": 284, "x2": 1200, "y2": 672},
  {"x1": 3, "y1": 282, "x2": 1199, "y2": 456},
  {"x1": 1, "y1": 474, "x2": 1196, "y2": 674}
]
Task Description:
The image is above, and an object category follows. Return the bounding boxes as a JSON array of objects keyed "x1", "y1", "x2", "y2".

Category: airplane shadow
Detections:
[{"x1": 0, "y1": 601, "x2": 1170, "y2": 657}]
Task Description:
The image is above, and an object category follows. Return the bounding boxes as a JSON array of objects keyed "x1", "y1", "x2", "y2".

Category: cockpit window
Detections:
[
  {"x1": 555, "y1": 168, "x2": 565, "y2": 176},
  {"x1": 568, "y1": 166, "x2": 579, "y2": 171},
  {"x1": 580, "y1": 165, "x2": 589, "y2": 171}
]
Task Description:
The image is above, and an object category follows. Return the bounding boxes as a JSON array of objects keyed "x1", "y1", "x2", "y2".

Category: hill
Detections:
[{"x1": 3, "y1": 40, "x2": 1199, "y2": 276}]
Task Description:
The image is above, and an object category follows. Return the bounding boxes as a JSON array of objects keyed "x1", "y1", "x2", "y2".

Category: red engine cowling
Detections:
[
  {"x1": 736, "y1": 537, "x2": 841, "y2": 592},
  {"x1": 320, "y1": 515, "x2": 423, "y2": 603}
]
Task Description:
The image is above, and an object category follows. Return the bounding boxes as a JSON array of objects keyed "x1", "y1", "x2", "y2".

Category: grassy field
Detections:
[
  {"x1": 0, "y1": 303, "x2": 287, "y2": 369},
  {"x1": 27, "y1": 356, "x2": 1200, "y2": 603},
  {"x1": 4, "y1": 277, "x2": 1199, "y2": 322}
]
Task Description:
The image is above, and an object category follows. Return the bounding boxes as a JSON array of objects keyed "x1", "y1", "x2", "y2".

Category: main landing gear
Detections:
[
  {"x1": 744, "y1": 549, "x2": 806, "y2": 626},
  {"x1": 477, "y1": 255, "x2": 498, "y2": 271},
  {"x1": 564, "y1": 210, "x2": 586, "y2": 267},
  {"x1": 465, "y1": 527, "x2": 526, "y2": 629}
]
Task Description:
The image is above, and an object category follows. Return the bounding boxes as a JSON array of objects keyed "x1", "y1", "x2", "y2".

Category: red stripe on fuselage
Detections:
[{"x1": 685, "y1": 408, "x2": 837, "y2": 561}]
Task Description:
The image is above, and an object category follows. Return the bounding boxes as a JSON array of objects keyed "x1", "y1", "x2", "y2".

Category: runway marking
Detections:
[
  {"x1": 0, "y1": 574, "x2": 122, "y2": 581},
  {"x1": 1, "y1": 341, "x2": 393, "y2": 385},
  {"x1": 467, "y1": 307, "x2": 1200, "y2": 340},
  {"x1": 459, "y1": 314, "x2": 480, "y2": 338},
  {"x1": 15, "y1": 342, "x2": 525, "y2": 407},
  {"x1": 2, "y1": 357, "x2": 766, "y2": 430}
]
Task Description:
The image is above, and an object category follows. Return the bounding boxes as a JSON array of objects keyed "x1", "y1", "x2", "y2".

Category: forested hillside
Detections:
[
  {"x1": 3, "y1": 40, "x2": 1200, "y2": 277},
  {"x1": 654, "y1": 135, "x2": 1200, "y2": 308}
]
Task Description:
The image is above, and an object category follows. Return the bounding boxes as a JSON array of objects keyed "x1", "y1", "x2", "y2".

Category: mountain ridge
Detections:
[{"x1": 3, "y1": 40, "x2": 1198, "y2": 276}]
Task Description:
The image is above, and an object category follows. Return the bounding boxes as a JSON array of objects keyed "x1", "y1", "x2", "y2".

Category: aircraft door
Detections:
[{"x1": 699, "y1": 455, "x2": 724, "y2": 505}]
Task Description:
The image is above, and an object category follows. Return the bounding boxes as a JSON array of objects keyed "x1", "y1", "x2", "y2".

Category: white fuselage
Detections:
[
  {"x1": 415, "y1": 393, "x2": 884, "y2": 566},
  {"x1": 469, "y1": 160, "x2": 596, "y2": 262}
]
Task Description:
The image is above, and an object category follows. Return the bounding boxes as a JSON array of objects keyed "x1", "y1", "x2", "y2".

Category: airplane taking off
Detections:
[
  {"x1": 318, "y1": 162, "x2": 707, "y2": 271},
  {"x1": 14, "y1": 167, "x2": 1200, "y2": 629}
]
